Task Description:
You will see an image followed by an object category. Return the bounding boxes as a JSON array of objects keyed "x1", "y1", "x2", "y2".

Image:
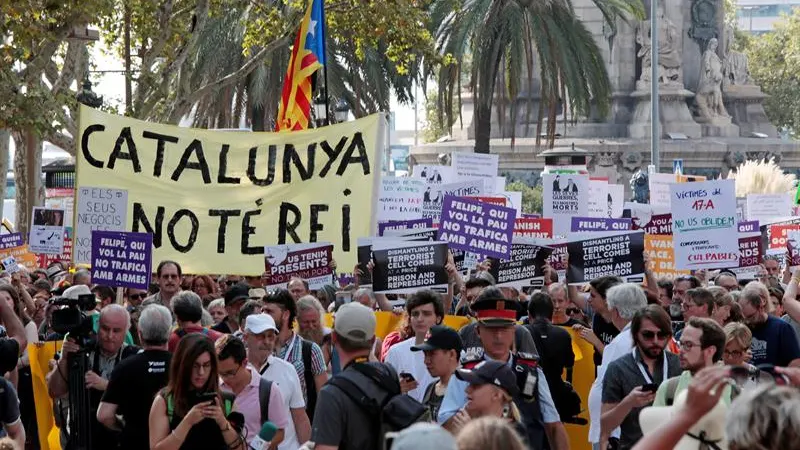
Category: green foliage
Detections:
[
  {"x1": 505, "y1": 181, "x2": 543, "y2": 214},
  {"x1": 746, "y1": 10, "x2": 800, "y2": 136},
  {"x1": 422, "y1": 90, "x2": 457, "y2": 143}
]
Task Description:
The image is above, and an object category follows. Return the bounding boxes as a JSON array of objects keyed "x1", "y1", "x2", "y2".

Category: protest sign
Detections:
[
  {"x1": 74, "y1": 186, "x2": 130, "y2": 265},
  {"x1": 76, "y1": 105, "x2": 383, "y2": 275},
  {"x1": 0, "y1": 245, "x2": 38, "y2": 271},
  {"x1": 264, "y1": 243, "x2": 333, "y2": 290},
  {"x1": 45, "y1": 191, "x2": 75, "y2": 229},
  {"x1": 468, "y1": 196, "x2": 507, "y2": 206},
  {"x1": 356, "y1": 238, "x2": 373, "y2": 286},
  {"x1": 588, "y1": 178, "x2": 609, "y2": 217},
  {"x1": 371, "y1": 240, "x2": 448, "y2": 294},
  {"x1": 641, "y1": 214, "x2": 673, "y2": 235},
  {"x1": 671, "y1": 179, "x2": 738, "y2": 270},
  {"x1": 0, "y1": 233, "x2": 24, "y2": 250},
  {"x1": 649, "y1": 173, "x2": 678, "y2": 210},
  {"x1": 487, "y1": 241, "x2": 552, "y2": 288},
  {"x1": 735, "y1": 234, "x2": 763, "y2": 279},
  {"x1": 377, "y1": 177, "x2": 425, "y2": 222},
  {"x1": 90, "y1": 231, "x2": 153, "y2": 290},
  {"x1": 377, "y1": 218, "x2": 433, "y2": 236},
  {"x1": 624, "y1": 202, "x2": 653, "y2": 230},
  {"x1": 746, "y1": 193, "x2": 793, "y2": 222},
  {"x1": 514, "y1": 218, "x2": 553, "y2": 239},
  {"x1": 1, "y1": 256, "x2": 19, "y2": 274},
  {"x1": 29, "y1": 207, "x2": 66, "y2": 255},
  {"x1": 644, "y1": 235, "x2": 689, "y2": 280},
  {"x1": 37, "y1": 229, "x2": 73, "y2": 269},
  {"x1": 382, "y1": 226, "x2": 468, "y2": 273},
  {"x1": 422, "y1": 180, "x2": 484, "y2": 223},
  {"x1": 608, "y1": 184, "x2": 624, "y2": 218},
  {"x1": 566, "y1": 231, "x2": 646, "y2": 284},
  {"x1": 412, "y1": 165, "x2": 454, "y2": 185},
  {"x1": 500, "y1": 191, "x2": 523, "y2": 216},
  {"x1": 547, "y1": 243, "x2": 568, "y2": 281},
  {"x1": 495, "y1": 177, "x2": 506, "y2": 193},
  {"x1": 451, "y1": 152, "x2": 500, "y2": 193},
  {"x1": 789, "y1": 230, "x2": 800, "y2": 267},
  {"x1": 438, "y1": 196, "x2": 516, "y2": 259},
  {"x1": 570, "y1": 217, "x2": 632, "y2": 233},
  {"x1": 542, "y1": 173, "x2": 589, "y2": 237},
  {"x1": 739, "y1": 221, "x2": 759, "y2": 234},
  {"x1": 767, "y1": 223, "x2": 800, "y2": 249}
]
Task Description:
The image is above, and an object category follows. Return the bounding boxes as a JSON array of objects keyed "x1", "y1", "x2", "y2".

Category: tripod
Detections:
[{"x1": 64, "y1": 349, "x2": 92, "y2": 450}]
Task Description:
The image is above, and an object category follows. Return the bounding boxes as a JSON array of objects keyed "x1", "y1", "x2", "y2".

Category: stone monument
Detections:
[
  {"x1": 628, "y1": 3, "x2": 702, "y2": 139},
  {"x1": 694, "y1": 37, "x2": 740, "y2": 137}
]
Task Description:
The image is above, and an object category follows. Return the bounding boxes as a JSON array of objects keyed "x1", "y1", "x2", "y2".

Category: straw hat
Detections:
[{"x1": 639, "y1": 390, "x2": 728, "y2": 450}]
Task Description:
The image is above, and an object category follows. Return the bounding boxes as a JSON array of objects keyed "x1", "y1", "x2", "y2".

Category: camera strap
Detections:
[{"x1": 92, "y1": 347, "x2": 123, "y2": 378}]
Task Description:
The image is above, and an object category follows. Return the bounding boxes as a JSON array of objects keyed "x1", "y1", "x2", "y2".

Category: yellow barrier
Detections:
[{"x1": 30, "y1": 342, "x2": 63, "y2": 450}]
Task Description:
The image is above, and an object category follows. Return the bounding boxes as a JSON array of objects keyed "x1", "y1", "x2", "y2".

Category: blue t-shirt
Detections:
[{"x1": 750, "y1": 315, "x2": 800, "y2": 367}]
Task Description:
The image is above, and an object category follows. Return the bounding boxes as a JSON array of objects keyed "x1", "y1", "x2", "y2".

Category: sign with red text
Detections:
[
  {"x1": 264, "y1": 242, "x2": 334, "y2": 290},
  {"x1": 514, "y1": 218, "x2": 553, "y2": 239}
]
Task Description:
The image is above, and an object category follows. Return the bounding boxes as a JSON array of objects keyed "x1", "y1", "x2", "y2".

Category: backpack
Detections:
[
  {"x1": 257, "y1": 378, "x2": 273, "y2": 424},
  {"x1": 301, "y1": 339, "x2": 317, "y2": 422},
  {"x1": 328, "y1": 362, "x2": 426, "y2": 448}
]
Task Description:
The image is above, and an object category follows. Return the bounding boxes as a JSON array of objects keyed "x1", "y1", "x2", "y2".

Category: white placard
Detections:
[
  {"x1": 500, "y1": 191, "x2": 523, "y2": 216},
  {"x1": 451, "y1": 152, "x2": 500, "y2": 193},
  {"x1": 494, "y1": 177, "x2": 507, "y2": 193},
  {"x1": 542, "y1": 173, "x2": 589, "y2": 238},
  {"x1": 746, "y1": 193, "x2": 794, "y2": 222},
  {"x1": 74, "y1": 187, "x2": 129, "y2": 264},
  {"x1": 1, "y1": 256, "x2": 20, "y2": 274},
  {"x1": 672, "y1": 179, "x2": 738, "y2": 270},
  {"x1": 378, "y1": 177, "x2": 425, "y2": 222},
  {"x1": 412, "y1": 165, "x2": 455, "y2": 185},
  {"x1": 649, "y1": 173, "x2": 677, "y2": 211},
  {"x1": 29, "y1": 207, "x2": 66, "y2": 255},
  {"x1": 608, "y1": 184, "x2": 625, "y2": 218},
  {"x1": 422, "y1": 180, "x2": 484, "y2": 223},
  {"x1": 588, "y1": 179, "x2": 609, "y2": 217}
]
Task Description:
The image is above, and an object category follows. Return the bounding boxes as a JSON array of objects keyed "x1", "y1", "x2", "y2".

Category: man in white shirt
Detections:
[
  {"x1": 244, "y1": 314, "x2": 311, "y2": 450},
  {"x1": 385, "y1": 290, "x2": 445, "y2": 402},
  {"x1": 588, "y1": 283, "x2": 646, "y2": 450}
]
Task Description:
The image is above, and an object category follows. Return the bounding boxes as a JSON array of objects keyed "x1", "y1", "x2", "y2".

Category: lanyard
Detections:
[
  {"x1": 284, "y1": 333, "x2": 298, "y2": 359},
  {"x1": 631, "y1": 347, "x2": 667, "y2": 384}
]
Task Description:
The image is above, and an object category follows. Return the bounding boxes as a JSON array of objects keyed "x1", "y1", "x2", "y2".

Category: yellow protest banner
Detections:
[
  {"x1": 322, "y1": 312, "x2": 471, "y2": 339},
  {"x1": 564, "y1": 328, "x2": 594, "y2": 450},
  {"x1": 644, "y1": 234, "x2": 690, "y2": 280},
  {"x1": 30, "y1": 342, "x2": 63, "y2": 450},
  {"x1": 76, "y1": 106, "x2": 384, "y2": 275}
]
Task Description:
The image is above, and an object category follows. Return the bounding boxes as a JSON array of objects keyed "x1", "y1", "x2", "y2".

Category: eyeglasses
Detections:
[
  {"x1": 640, "y1": 330, "x2": 670, "y2": 341},
  {"x1": 724, "y1": 349, "x2": 744, "y2": 358},
  {"x1": 679, "y1": 341, "x2": 700, "y2": 351},
  {"x1": 219, "y1": 364, "x2": 242, "y2": 379}
]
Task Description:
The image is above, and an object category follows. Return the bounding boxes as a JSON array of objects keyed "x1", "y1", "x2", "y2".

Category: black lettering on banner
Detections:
[
  {"x1": 142, "y1": 131, "x2": 179, "y2": 178},
  {"x1": 167, "y1": 209, "x2": 199, "y2": 253},
  {"x1": 81, "y1": 124, "x2": 106, "y2": 168},
  {"x1": 241, "y1": 209, "x2": 262, "y2": 255},
  {"x1": 283, "y1": 143, "x2": 315, "y2": 183},
  {"x1": 319, "y1": 137, "x2": 347, "y2": 177},
  {"x1": 209, "y1": 209, "x2": 242, "y2": 253},
  {"x1": 341, "y1": 204, "x2": 351, "y2": 252},
  {"x1": 337, "y1": 133, "x2": 370, "y2": 176},
  {"x1": 247, "y1": 145, "x2": 277, "y2": 186},
  {"x1": 108, "y1": 127, "x2": 142, "y2": 173},
  {"x1": 171, "y1": 139, "x2": 211, "y2": 184},
  {"x1": 132, "y1": 203, "x2": 164, "y2": 248},
  {"x1": 279, "y1": 202, "x2": 302, "y2": 244},
  {"x1": 310, "y1": 204, "x2": 328, "y2": 242},
  {"x1": 217, "y1": 145, "x2": 240, "y2": 184}
]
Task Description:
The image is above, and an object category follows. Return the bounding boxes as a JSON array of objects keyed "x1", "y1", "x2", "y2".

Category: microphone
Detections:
[
  {"x1": 227, "y1": 411, "x2": 246, "y2": 434},
  {"x1": 250, "y1": 421, "x2": 278, "y2": 450}
]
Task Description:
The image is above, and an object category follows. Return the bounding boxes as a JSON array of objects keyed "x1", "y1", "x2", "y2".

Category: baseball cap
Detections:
[
  {"x1": 334, "y1": 302, "x2": 376, "y2": 344},
  {"x1": 411, "y1": 325, "x2": 463, "y2": 353},
  {"x1": 455, "y1": 360, "x2": 520, "y2": 397},
  {"x1": 248, "y1": 288, "x2": 267, "y2": 300},
  {"x1": 62, "y1": 284, "x2": 93, "y2": 300},
  {"x1": 224, "y1": 282, "x2": 250, "y2": 306},
  {"x1": 390, "y1": 422, "x2": 457, "y2": 450},
  {"x1": 465, "y1": 271, "x2": 496, "y2": 288},
  {"x1": 244, "y1": 313, "x2": 278, "y2": 334}
]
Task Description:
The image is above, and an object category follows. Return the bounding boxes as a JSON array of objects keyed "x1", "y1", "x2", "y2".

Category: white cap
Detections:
[
  {"x1": 244, "y1": 313, "x2": 277, "y2": 334},
  {"x1": 62, "y1": 285, "x2": 92, "y2": 300}
]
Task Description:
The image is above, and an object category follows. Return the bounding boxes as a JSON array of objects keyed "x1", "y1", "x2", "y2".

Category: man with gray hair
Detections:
[
  {"x1": 97, "y1": 304, "x2": 172, "y2": 450},
  {"x1": 168, "y1": 291, "x2": 223, "y2": 352},
  {"x1": 589, "y1": 283, "x2": 647, "y2": 450},
  {"x1": 738, "y1": 280, "x2": 800, "y2": 367}
]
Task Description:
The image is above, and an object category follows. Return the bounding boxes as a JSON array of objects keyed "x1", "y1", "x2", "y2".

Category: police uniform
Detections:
[{"x1": 437, "y1": 298, "x2": 560, "y2": 449}]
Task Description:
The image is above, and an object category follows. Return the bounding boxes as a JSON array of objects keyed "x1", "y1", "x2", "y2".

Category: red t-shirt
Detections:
[{"x1": 167, "y1": 325, "x2": 224, "y2": 352}]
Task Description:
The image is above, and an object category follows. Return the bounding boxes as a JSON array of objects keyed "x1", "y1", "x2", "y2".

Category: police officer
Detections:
[{"x1": 438, "y1": 287, "x2": 570, "y2": 450}]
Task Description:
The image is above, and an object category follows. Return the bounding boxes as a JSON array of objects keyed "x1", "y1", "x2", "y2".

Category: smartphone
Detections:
[
  {"x1": 400, "y1": 372, "x2": 416, "y2": 382},
  {"x1": 194, "y1": 391, "x2": 217, "y2": 405},
  {"x1": 641, "y1": 383, "x2": 659, "y2": 393}
]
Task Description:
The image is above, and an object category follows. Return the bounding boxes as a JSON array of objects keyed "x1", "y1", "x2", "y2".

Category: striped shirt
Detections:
[{"x1": 277, "y1": 332, "x2": 326, "y2": 401}]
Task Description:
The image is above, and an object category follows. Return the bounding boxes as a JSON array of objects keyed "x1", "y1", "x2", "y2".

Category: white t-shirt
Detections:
[
  {"x1": 588, "y1": 325, "x2": 633, "y2": 443},
  {"x1": 384, "y1": 337, "x2": 436, "y2": 402},
  {"x1": 260, "y1": 355, "x2": 306, "y2": 450}
]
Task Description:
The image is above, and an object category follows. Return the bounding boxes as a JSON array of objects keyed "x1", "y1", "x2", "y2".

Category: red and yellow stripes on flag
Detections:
[{"x1": 276, "y1": 1, "x2": 323, "y2": 131}]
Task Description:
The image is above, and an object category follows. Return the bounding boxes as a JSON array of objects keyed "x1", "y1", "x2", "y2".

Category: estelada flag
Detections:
[{"x1": 275, "y1": 0, "x2": 326, "y2": 131}]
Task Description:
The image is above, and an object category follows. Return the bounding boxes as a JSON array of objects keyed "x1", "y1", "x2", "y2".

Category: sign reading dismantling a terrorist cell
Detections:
[
  {"x1": 264, "y1": 243, "x2": 333, "y2": 290},
  {"x1": 371, "y1": 240, "x2": 448, "y2": 294},
  {"x1": 487, "y1": 241, "x2": 553, "y2": 288},
  {"x1": 438, "y1": 196, "x2": 516, "y2": 260},
  {"x1": 91, "y1": 231, "x2": 153, "y2": 290},
  {"x1": 566, "y1": 231, "x2": 645, "y2": 285}
]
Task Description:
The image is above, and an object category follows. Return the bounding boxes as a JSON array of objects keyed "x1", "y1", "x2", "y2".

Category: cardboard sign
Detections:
[
  {"x1": 566, "y1": 231, "x2": 646, "y2": 284},
  {"x1": 0, "y1": 233, "x2": 24, "y2": 250},
  {"x1": 514, "y1": 218, "x2": 553, "y2": 239},
  {"x1": 378, "y1": 177, "x2": 425, "y2": 222},
  {"x1": 672, "y1": 180, "x2": 738, "y2": 269},
  {"x1": 438, "y1": 196, "x2": 516, "y2": 259},
  {"x1": 29, "y1": 207, "x2": 66, "y2": 255},
  {"x1": 487, "y1": 241, "x2": 552, "y2": 288},
  {"x1": 542, "y1": 173, "x2": 589, "y2": 237},
  {"x1": 451, "y1": 152, "x2": 500, "y2": 193},
  {"x1": 90, "y1": 231, "x2": 153, "y2": 290},
  {"x1": 74, "y1": 187, "x2": 129, "y2": 264},
  {"x1": 570, "y1": 217, "x2": 632, "y2": 233},
  {"x1": 377, "y1": 218, "x2": 434, "y2": 236},
  {"x1": 422, "y1": 180, "x2": 484, "y2": 223},
  {"x1": 644, "y1": 235, "x2": 689, "y2": 280},
  {"x1": 264, "y1": 243, "x2": 334, "y2": 290},
  {"x1": 371, "y1": 240, "x2": 448, "y2": 294}
]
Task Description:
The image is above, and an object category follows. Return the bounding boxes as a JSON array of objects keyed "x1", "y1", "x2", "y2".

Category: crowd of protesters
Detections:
[{"x1": 0, "y1": 255, "x2": 799, "y2": 450}]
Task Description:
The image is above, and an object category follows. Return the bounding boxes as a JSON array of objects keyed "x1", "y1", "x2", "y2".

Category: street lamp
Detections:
[
  {"x1": 76, "y1": 75, "x2": 103, "y2": 108},
  {"x1": 334, "y1": 98, "x2": 350, "y2": 123},
  {"x1": 313, "y1": 93, "x2": 328, "y2": 127}
]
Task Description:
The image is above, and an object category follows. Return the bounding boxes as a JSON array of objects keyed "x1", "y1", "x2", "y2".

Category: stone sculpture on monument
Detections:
[
  {"x1": 696, "y1": 38, "x2": 730, "y2": 119},
  {"x1": 636, "y1": 11, "x2": 681, "y2": 87}
]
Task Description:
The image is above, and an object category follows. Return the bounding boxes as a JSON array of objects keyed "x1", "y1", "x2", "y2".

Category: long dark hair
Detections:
[
  {"x1": 165, "y1": 334, "x2": 220, "y2": 417},
  {"x1": 0, "y1": 285, "x2": 29, "y2": 325}
]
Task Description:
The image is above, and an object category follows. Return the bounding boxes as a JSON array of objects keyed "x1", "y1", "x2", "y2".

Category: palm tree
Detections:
[{"x1": 431, "y1": 0, "x2": 644, "y2": 152}]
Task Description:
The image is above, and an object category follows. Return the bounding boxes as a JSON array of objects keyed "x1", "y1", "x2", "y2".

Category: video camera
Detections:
[{"x1": 49, "y1": 294, "x2": 96, "y2": 343}]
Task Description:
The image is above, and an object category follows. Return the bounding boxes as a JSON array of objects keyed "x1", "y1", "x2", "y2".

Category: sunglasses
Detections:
[
  {"x1": 129, "y1": 293, "x2": 147, "y2": 300},
  {"x1": 566, "y1": 308, "x2": 581, "y2": 315},
  {"x1": 640, "y1": 330, "x2": 670, "y2": 340}
]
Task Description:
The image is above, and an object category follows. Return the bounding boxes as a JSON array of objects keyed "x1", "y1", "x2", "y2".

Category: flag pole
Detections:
[{"x1": 321, "y1": 0, "x2": 330, "y2": 125}]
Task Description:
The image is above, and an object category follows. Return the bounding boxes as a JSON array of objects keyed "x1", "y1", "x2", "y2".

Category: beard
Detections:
[
  {"x1": 300, "y1": 327, "x2": 325, "y2": 345},
  {"x1": 640, "y1": 344, "x2": 664, "y2": 359}
]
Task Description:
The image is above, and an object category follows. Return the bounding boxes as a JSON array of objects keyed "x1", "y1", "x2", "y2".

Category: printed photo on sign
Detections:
[
  {"x1": 422, "y1": 180, "x2": 484, "y2": 223},
  {"x1": 412, "y1": 165, "x2": 454, "y2": 185},
  {"x1": 74, "y1": 186, "x2": 129, "y2": 265},
  {"x1": 566, "y1": 231, "x2": 646, "y2": 285},
  {"x1": 542, "y1": 173, "x2": 589, "y2": 237},
  {"x1": 370, "y1": 240, "x2": 448, "y2": 294},
  {"x1": 91, "y1": 230, "x2": 153, "y2": 290},
  {"x1": 438, "y1": 196, "x2": 516, "y2": 259},
  {"x1": 29, "y1": 207, "x2": 66, "y2": 255},
  {"x1": 264, "y1": 243, "x2": 334, "y2": 290}
]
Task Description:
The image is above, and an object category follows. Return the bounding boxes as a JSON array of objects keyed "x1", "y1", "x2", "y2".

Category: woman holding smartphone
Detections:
[{"x1": 149, "y1": 334, "x2": 244, "y2": 450}]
